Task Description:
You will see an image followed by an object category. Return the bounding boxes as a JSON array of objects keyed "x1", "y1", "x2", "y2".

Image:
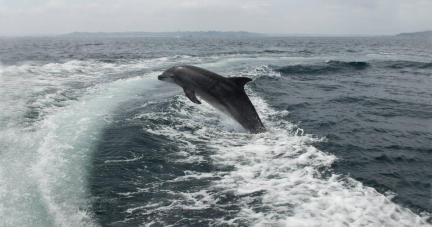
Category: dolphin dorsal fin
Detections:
[
  {"x1": 228, "y1": 77, "x2": 252, "y2": 88},
  {"x1": 183, "y1": 88, "x2": 201, "y2": 104}
]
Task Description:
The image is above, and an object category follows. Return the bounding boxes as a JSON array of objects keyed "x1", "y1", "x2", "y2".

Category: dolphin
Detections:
[{"x1": 158, "y1": 65, "x2": 266, "y2": 134}]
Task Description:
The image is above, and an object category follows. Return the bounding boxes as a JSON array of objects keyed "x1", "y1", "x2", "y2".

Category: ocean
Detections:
[{"x1": 0, "y1": 36, "x2": 431, "y2": 226}]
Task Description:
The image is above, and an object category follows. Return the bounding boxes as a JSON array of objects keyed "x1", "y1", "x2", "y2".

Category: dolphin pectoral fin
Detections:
[
  {"x1": 227, "y1": 77, "x2": 252, "y2": 88},
  {"x1": 183, "y1": 88, "x2": 202, "y2": 104}
]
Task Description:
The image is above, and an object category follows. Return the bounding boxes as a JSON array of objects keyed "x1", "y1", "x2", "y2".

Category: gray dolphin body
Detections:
[{"x1": 158, "y1": 65, "x2": 266, "y2": 134}]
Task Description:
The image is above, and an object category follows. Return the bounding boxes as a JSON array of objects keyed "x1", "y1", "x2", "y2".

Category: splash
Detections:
[
  {"x1": 0, "y1": 59, "x2": 161, "y2": 226},
  {"x1": 123, "y1": 84, "x2": 430, "y2": 226}
]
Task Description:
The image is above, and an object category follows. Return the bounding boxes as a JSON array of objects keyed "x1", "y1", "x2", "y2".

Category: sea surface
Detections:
[{"x1": 0, "y1": 36, "x2": 431, "y2": 226}]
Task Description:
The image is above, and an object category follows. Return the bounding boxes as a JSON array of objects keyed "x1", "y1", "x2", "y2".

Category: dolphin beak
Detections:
[{"x1": 157, "y1": 75, "x2": 164, "y2": 80}]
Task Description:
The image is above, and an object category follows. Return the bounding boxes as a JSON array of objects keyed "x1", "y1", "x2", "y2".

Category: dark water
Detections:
[{"x1": 0, "y1": 36, "x2": 431, "y2": 226}]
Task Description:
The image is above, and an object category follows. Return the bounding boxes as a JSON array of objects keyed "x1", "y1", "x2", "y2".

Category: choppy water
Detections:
[{"x1": 0, "y1": 36, "x2": 431, "y2": 226}]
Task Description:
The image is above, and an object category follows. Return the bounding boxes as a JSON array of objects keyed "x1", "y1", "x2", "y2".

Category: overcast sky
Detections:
[{"x1": 1, "y1": 0, "x2": 431, "y2": 36}]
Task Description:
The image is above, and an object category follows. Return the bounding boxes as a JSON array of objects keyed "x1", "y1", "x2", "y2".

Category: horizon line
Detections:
[
  {"x1": 0, "y1": 31, "x2": 391, "y2": 38},
  {"x1": 2, "y1": 30, "x2": 428, "y2": 38}
]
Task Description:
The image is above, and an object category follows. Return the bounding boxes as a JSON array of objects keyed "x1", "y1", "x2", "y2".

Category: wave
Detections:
[
  {"x1": 276, "y1": 61, "x2": 370, "y2": 75},
  {"x1": 326, "y1": 60, "x2": 370, "y2": 69},
  {"x1": 262, "y1": 50, "x2": 287, "y2": 54},
  {"x1": 89, "y1": 65, "x2": 430, "y2": 226},
  {"x1": 326, "y1": 96, "x2": 432, "y2": 120},
  {"x1": 383, "y1": 60, "x2": 432, "y2": 69},
  {"x1": 1, "y1": 56, "x2": 431, "y2": 226},
  {"x1": 275, "y1": 59, "x2": 432, "y2": 78},
  {"x1": 0, "y1": 57, "x2": 164, "y2": 226},
  {"x1": 109, "y1": 96, "x2": 428, "y2": 226}
]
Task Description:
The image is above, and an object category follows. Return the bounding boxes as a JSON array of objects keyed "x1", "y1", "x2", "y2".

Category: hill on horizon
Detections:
[
  {"x1": 61, "y1": 31, "x2": 267, "y2": 37},
  {"x1": 397, "y1": 31, "x2": 432, "y2": 37}
]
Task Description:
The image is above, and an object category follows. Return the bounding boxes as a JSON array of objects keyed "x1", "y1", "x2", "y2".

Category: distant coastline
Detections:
[
  {"x1": 7, "y1": 31, "x2": 427, "y2": 38},
  {"x1": 397, "y1": 31, "x2": 432, "y2": 37},
  {"x1": 60, "y1": 31, "x2": 377, "y2": 38},
  {"x1": 61, "y1": 31, "x2": 267, "y2": 38}
]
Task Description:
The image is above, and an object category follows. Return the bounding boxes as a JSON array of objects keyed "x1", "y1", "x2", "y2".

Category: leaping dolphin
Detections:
[{"x1": 158, "y1": 65, "x2": 266, "y2": 134}]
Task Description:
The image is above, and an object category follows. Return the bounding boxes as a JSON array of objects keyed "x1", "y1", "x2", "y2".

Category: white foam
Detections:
[
  {"x1": 0, "y1": 60, "x2": 161, "y2": 226},
  {"x1": 1, "y1": 57, "x2": 431, "y2": 226},
  {"x1": 241, "y1": 64, "x2": 282, "y2": 78},
  {"x1": 30, "y1": 74, "x2": 159, "y2": 226},
  {"x1": 133, "y1": 69, "x2": 430, "y2": 226}
]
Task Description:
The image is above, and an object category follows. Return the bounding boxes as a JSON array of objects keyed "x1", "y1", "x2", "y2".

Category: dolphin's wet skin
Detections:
[{"x1": 158, "y1": 65, "x2": 266, "y2": 134}]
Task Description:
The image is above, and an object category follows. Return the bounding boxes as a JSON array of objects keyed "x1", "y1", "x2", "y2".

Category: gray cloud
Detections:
[{"x1": 0, "y1": 0, "x2": 431, "y2": 36}]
